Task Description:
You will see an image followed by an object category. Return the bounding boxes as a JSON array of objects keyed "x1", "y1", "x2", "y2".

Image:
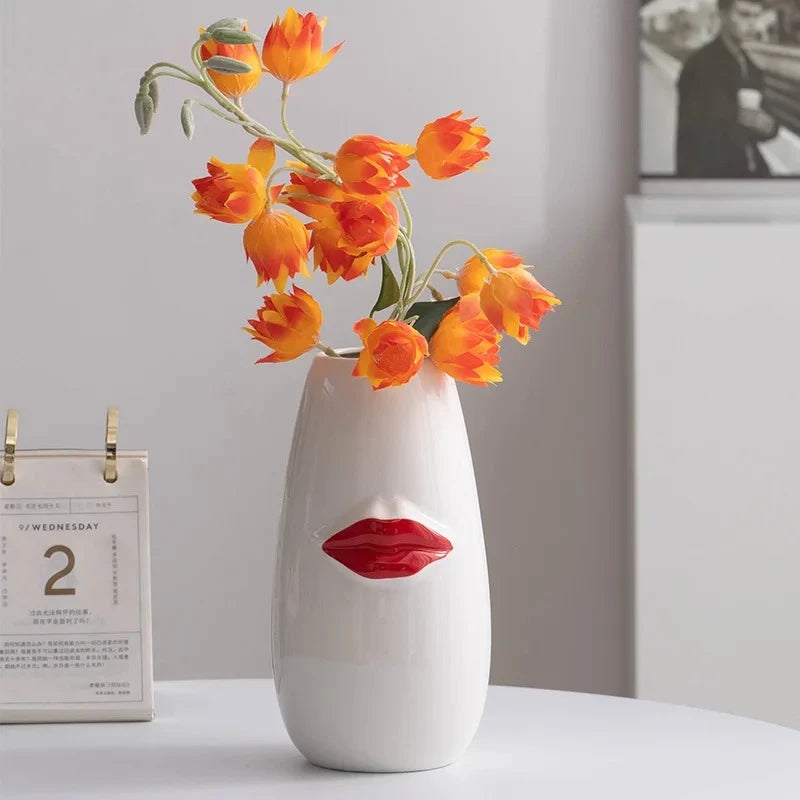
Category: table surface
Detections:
[{"x1": 2, "y1": 680, "x2": 800, "y2": 799}]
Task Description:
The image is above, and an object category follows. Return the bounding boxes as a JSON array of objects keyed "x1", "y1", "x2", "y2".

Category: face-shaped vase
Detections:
[{"x1": 272, "y1": 354, "x2": 491, "y2": 772}]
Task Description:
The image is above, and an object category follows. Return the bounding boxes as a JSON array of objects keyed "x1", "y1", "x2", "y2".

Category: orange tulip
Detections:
[
  {"x1": 457, "y1": 249, "x2": 523, "y2": 295},
  {"x1": 334, "y1": 135, "x2": 415, "y2": 196},
  {"x1": 480, "y1": 268, "x2": 561, "y2": 345},
  {"x1": 283, "y1": 172, "x2": 388, "y2": 282},
  {"x1": 353, "y1": 318, "x2": 429, "y2": 390},
  {"x1": 416, "y1": 111, "x2": 490, "y2": 180},
  {"x1": 317, "y1": 197, "x2": 399, "y2": 257},
  {"x1": 192, "y1": 158, "x2": 266, "y2": 223},
  {"x1": 310, "y1": 226, "x2": 374, "y2": 283},
  {"x1": 244, "y1": 286, "x2": 322, "y2": 363},
  {"x1": 262, "y1": 8, "x2": 342, "y2": 83},
  {"x1": 430, "y1": 294, "x2": 502, "y2": 386},
  {"x1": 200, "y1": 24, "x2": 262, "y2": 98},
  {"x1": 244, "y1": 204, "x2": 310, "y2": 291}
]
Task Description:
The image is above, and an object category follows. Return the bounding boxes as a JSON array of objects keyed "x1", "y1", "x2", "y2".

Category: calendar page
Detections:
[{"x1": 0, "y1": 451, "x2": 153, "y2": 723}]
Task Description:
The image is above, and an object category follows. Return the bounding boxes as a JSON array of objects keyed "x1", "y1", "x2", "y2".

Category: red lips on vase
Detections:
[{"x1": 322, "y1": 517, "x2": 453, "y2": 579}]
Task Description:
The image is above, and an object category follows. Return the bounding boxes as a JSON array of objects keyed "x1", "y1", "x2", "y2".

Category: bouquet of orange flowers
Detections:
[{"x1": 135, "y1": 9, "x2": 560, "y2": 390}]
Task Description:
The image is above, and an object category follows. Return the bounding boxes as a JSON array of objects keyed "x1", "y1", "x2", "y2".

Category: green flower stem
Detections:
[
  {"x1": 390, "y1": 236, "x2": 409, "y2": 320},
  {"x1": 411, "y1": 269, "x2": 454, "y2": 293},
  {"x1": 303, "y1": 148, "x2": 336, "y2": 160},
  {"x1": 286, "y1": 166, "x2": 321, "y2": 179},
  {"x1": 393, "y1": 239, "x2": 408, "y2": 319},
  {"x1": 406, "y1": 239, "x2": 494, "y2": 308},
  {"x1": 280, "y1": 84, "x2": 339, "y2": 166},
  {"x1": 316, "y1": 342, "x2": 340, "y2": 357},
  {"x1": 397, "y1": 230, "x2": 416, "y2": 314},
  {"x1": 192, "y1": 100, "x2": 243, "y2": 125},
  {"x1": 145, "y1": 61, "x2": 198, "y2": 81},
  {"x1": 146, "y1": 69, "x2": 201, "y2": 86},
  {"x1": 397, "y1": 190, "x2": 413, "y2": 238},
  {"x1": 264, "y1": 165, "x2": 317, "y2": 195},
  {"x1": 280, "y1": 82, "x2": 303, "y2": 149}
]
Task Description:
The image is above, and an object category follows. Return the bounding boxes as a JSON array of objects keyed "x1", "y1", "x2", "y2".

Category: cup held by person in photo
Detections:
[
  {"x1": 737, "y1": 88, "x2": 762, "y2": 111},
  {"x1": 737, "y1": 87, "x2": 778, "y2": 139}
]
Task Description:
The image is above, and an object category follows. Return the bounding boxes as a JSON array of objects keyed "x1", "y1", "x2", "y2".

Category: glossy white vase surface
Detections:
[{"x1": 271, "y1": 353, "x2": 491, "y2": 772}]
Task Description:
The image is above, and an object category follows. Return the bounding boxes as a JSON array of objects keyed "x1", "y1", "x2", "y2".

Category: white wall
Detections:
[
  {"x1": 0, "y1": 0, "x2": 637, "y2": 691},
  {"x1": 631, "y1": 197, "x2": 800, "y2": 728}
]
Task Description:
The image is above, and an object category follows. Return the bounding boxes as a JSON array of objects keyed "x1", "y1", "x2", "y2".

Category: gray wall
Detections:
[{"x1": 0, "y1": 0, "x2": 637, "y2": 693}]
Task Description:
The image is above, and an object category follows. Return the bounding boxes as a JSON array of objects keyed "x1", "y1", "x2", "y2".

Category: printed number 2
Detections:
[{"x1": 44, "y1": 545, "x2": 76, "y2": 596}]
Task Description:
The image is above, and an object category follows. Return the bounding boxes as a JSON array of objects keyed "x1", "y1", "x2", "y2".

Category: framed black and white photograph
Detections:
[{"x1": 640, "y1": 0, "x2": 800, "y2": 178}]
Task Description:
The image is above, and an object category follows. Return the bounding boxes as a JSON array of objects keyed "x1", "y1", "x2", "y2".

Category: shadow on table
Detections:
[{"x1": 5, "y1": 741, "x2": 385, "y2": 795}]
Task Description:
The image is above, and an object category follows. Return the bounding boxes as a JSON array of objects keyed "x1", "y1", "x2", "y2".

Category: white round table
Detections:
[{"x1": 2, "y1": 680, "x2": 799, "y2": 798}]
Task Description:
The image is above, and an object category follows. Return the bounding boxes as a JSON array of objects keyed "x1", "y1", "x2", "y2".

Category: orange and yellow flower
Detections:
[
  {"x1": 244, "y1": 204, "x2": 311, "y2": 291},
  {"x1": 262, "y1": 8, "x2": 342, "y2": 83},
  {"x1": 310, "y1": 226, "x2": 374, "y2": 283},
  {"x1": 283, "y1": 172, "x2": 387, "y2": 282},
  {"x1": 334, "y1": 135, "x2": 415, "y2": 196},
  {"x1": 430, "y1": 294, "x2": 502, "y2": 386},
  {"x1": 480, "y1": 268, "x2": 561, "y2": 344},
  {"x1": 321, "y1": 197, "x2": 399, "y2": 257},
  {"x1": 416, "y1": 111, "x2": 490, "y2": 180},
  {"x1": 200, "y1": 24, "x2": 262, "y2": 98},
  {"x1": 456, "y1": 249, "x2": 524, "y2": 295},
  {"x1": 353, "y1": 318, "x2": 429, "y2": 390},
  {"x1": 192, "y1": 158, "x2": 266, "y2": 223},
  {"x1": 244, "y1": 286, "x2": 322, "y2": 363}
]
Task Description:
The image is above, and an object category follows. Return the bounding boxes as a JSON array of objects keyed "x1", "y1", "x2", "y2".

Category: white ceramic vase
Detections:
[{"x1": 271, "y1": 352, "x2": 491, "y2": 773}]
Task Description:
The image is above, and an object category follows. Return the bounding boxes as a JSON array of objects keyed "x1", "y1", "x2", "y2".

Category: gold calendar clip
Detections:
[
  {"x1": 1, "y1": 409, "x2": 121, "y2": 484},
  {"x1": 2, "y1": 409, "x2": 18, "y2": 486},
  {"x1": 105, "y1": 407, "x2": 119, "y2": 484}
]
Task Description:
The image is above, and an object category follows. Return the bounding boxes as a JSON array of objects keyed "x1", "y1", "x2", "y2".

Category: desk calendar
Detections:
[{"x1": 0, "y1": 410, "x2": 153, "y2": 723}]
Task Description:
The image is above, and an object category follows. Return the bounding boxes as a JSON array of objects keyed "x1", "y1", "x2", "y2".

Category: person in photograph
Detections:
[{"x1": 676, "y1": 0, "x2": 779, "y2": 177}]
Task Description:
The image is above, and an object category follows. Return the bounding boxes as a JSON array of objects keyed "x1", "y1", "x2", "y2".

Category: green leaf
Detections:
[
  {"x1": 211, "y1": 28, "x2": 259, "y2": 45},
  {"x1": 203, "y1": 55, "x2": 253, "y2": 74},
  {"x1": 405, "y1": 298, "x2": 459, "y2": 340},
  {"x1": 370, "y1": 256, "x2": 401, "y2": 317}
]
